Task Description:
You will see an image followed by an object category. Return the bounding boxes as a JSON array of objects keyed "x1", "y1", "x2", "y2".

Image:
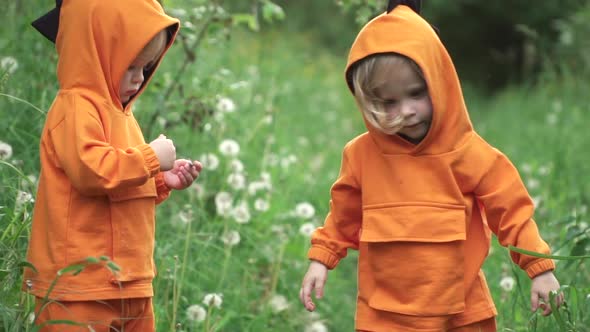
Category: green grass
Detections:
[{"x1": 1, "y1": 2, "x2": 589, "y2": 331}]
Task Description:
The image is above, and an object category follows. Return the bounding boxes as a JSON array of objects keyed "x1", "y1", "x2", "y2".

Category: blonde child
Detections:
[
  {"x1": 299, "y1": 1, "x2": 563, "y2": 331},
  {"x1": 24, "y1": 0, "x2": 201, "y2": 330}
]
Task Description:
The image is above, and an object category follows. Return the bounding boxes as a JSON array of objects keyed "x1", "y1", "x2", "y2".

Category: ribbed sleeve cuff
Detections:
[
  {"x1": 308, "y1": 246, "x2": 340, "y2": 270},
  {"x1": 155, "y1": 172, "x2": 171, "y2": 204},
  {"x1": 137, "y1": 144, "x2": 160, "y2": 177},
  {"x1": 525, "y1": 259, "x2": 555, "y2": 278}
]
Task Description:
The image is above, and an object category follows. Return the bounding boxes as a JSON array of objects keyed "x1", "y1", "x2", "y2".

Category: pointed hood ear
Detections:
[
  {"x1": 386, "y1": 0, "x2": 439, "y2": 35},
  {"x1": 387, "y1": 0, "x2": 421, "y2": 14},
  {"x1": 31, "y1": 0, "x2": 62, "y2": 43}
]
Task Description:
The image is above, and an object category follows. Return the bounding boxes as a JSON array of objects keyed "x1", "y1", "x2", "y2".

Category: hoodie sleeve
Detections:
[
  {"x1": 308, "y1": 144, "x2": 362, "y2": 269},
  {"x1": 155, "y1": 172, "x2": 172, "y2": 205},
  {"x1": 475, "y1": 147, "x2": 555, "y2": 278},
  {"x1": 51, "y1": 95, "x2": 161, "y2": 195}
]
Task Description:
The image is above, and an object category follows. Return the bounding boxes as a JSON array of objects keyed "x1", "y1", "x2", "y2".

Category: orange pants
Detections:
[
  {"x1": 33, "y1": 297, "x2": 155, "y2": 332},
  {"x1": 357, "y1": 317, "x2": 497, "y2": 332}
]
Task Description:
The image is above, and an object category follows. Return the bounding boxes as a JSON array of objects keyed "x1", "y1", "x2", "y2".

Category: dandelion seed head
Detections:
[
  {"x1": 295, "y1": 202, "x2": 315, "y2": 219},
  {"x1": 232, "y1": 201, "x2": 251, "y2": 224},
  {"x1": 16, "y1": 191, "x2": 34, "y2": 206},
  {"x1": 499, "y1": 276, "x2": 515, "y2": 292},
  {"x1": 0, "y1": 141, "x2": 13, "y2": 160},
  {"x1": 186, "y1": 304, "x2": 206, "y2": 322},
  {"x1": 200, "y1": 153, "x2": 219, "y2": 170},
  {"x1": 268, "y1": 294, "x2": 289, "y2": 313},
  {"x1": 202, "y1": 293, "x2": 223, "y2": 308},
  {"x1": 227, "y1": 172, "x2": 246, "y2": 190},
  {"x1": 1, "y1": 56, "x2": 18, "y2": 74},
  {"x1": 219, "y1": 139, "x2": 240, "y2": 157},
  {"x1": 305, "y1": 321, "x2": 328, "y2": 332},
  {"x1": 221, "y1": 230, "x2": 240, "y2": 246},
  {"x1": 215, "y1": 192, "x2": 233, "y2": 217},
  {"x1": 254, "y1": 198, "x2": 270, "y2": 212},
  {"x1": 299, "y1": 222, "x2": 316, "y2": 237},
  {"x1": 216, "y1": 96, "x2": 236, "y2": 113}
]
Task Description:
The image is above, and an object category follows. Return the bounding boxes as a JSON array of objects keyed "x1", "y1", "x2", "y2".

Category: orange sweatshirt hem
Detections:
[{"x1": 23, "y1": 278, "x2": 153, "y2": 301}]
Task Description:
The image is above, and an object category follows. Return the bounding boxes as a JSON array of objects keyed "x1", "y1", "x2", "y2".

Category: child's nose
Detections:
[
  {"x1": 132, "y1": 70, "x2": 144, "y2": 83},
  {"x1": 399, "y1": 100, "x2": 416, "y2": 117}
]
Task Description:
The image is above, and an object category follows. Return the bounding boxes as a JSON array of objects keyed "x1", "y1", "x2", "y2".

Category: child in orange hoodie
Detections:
[
  {"x1": 299, "y1": 1, "x2": 563, "y2": 331},
  {"x1": 24, "y1": 0, "x2": 201, "y2": 330}
]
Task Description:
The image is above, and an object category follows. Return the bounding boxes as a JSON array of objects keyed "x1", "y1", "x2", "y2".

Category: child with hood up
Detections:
[
  {"x1": 299, "y1": 1, "x2": 563, "y2": 331},
  {"x1": 24, "y1": 0, "x2": 202, "y2": 330}
]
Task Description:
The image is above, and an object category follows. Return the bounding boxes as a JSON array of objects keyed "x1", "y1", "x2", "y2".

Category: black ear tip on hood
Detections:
[
  {"x1": 32, "y1": 0, "x2": 62, "y2": 44},
  {"x1": 387, "y1": 0, "x2": 422, "y2": 14},
  {"x1": 31, "y1": 8, "x2": 60, "y2": 43}
]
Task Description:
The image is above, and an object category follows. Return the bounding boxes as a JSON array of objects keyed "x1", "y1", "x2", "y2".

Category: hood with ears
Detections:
[
  {"x1": 345, "y1": 5, "x2": 473, "y2": 156},
  {"x1": 53, "y1": 0, "x2": 179, "y2": 111}
]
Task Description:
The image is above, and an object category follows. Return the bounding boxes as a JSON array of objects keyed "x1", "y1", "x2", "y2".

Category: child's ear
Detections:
[{"x1": 387, "y1": 0, "x2": 422, "y2": 14}]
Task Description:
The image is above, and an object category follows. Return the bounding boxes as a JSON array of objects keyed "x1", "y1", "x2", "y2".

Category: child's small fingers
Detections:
[{"x1": 530, "y1": 293, "x2": 539, "y2": 311}]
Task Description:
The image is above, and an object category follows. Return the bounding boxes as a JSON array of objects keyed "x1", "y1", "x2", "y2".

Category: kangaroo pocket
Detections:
[
  {"x1": 108, "y1": 178, "x2": 158, "y2": 282},
  {"x1": 361, "y1": 202, "x2": 467, "y2": 316}
]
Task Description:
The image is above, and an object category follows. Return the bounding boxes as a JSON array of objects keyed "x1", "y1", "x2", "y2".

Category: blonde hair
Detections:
[
  {"x1": 137, "y1": 29, "x2": 168, "y2": 67},
  {"x1": 351, "y1": 54, "x2": 425, "y2": 135}
]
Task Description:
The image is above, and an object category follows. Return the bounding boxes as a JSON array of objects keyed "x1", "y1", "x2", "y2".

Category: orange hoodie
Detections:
[
  {"x1": 308, "y1": 5, "x2": 554, "y2": 330},
  {"x1": 23, "y1": 0, "x2": 179, "y2": 301}
]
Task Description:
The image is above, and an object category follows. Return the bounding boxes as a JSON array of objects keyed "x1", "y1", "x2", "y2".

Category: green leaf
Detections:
[
  {"x1": 57, "y1": 263, "x2": 85, "y2": 276},
  {"x1": 85, "y1": 256, "x2": 100, "y2": 264},
  {"x1": 232, "y1": 14, "x2": 259, "y2": 32},
  {"x1": 261, "y1": 1, "x2": 285, "y2": 23},
  {"x1": 19, "y1": 261, "x2": 39, "y2": 274},
  {"x1": 106, "y1": 261, "x2": 121, "y2": 272},
  {"x1": 508, "y1": 246, "x2": 590, "y2": 260}
]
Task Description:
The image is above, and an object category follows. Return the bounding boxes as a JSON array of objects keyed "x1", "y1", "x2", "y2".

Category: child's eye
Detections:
[
  {"x1": 410, "y1": 88, "x2": 427, "y2": 98},
  {"x1": 383, "y1": 99, "x2": 398, "y2": 106}
]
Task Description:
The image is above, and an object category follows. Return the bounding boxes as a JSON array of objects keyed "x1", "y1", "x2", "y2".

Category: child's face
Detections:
[
  {"x1": 118, "y1": 57, "x2": 156, "y2": 104},
  {"x1": 373, "y1": 60, "x2": 433, "y2": 143}
]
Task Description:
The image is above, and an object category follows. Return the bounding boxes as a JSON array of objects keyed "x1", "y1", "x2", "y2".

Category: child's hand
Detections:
[
  {"x1": 531, "y1": 271, "x2": 564, "y2": 316},
  {"x1": 299, "y1": 260, "x2": 328, "y2": 312},
  {"x1": 149, "y1": 134, "x2": 176, "y2": 171},
  {"x1": 163, "y1": 159, "x2": 202, "y2": 190}
]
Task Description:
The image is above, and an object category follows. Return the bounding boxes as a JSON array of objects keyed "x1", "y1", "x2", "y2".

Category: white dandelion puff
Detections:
[
  {"x1": 230, "y1": 159, "x2": 244, "y2": 173},
  {"x1": 1, "y1": 56, "x2": 18, "y2": 74},
  {"x1": 227, "y1": 172, "x2": 246, "y2": 190},
  {"x1": 0, "y1": 141, "x2": 13, "y2": 160},
  {"x1": 200, "y1": 153, "x2": 220, "y2": 171},
  {"x1": 219, "y1": 139, "x2": 240, "y2": 157},
  {"x1": 260, "y1": 172, "x2": 271, "y2": 184},
  {"x1": 216, "y1": 96, "x2": 236, "y2": 113},
  {"x1": 221, "y1": 230, "x2": 240, "y2": 246},
  {"x1": 305, "y1": 321, "x2": 328, "y2": 332},
  {"x1": 295, "y1": 202, "x2": 315, "y2": 219},
  {"x1": 203, "y1": 123, "x2": 212, "y2": 132},
  {"x1": 202, "y1": 293, "x2": 223, "y2": 308},
  {"x1": 499, "y1": 276, "x2": 515, "y2": 292},
  {"x1": 191, "y1": 182, "x2": 205, "y2": 199},
  {"x1": 526, "y1": 178, "x2": 540, "y2": 190},
  {"x1": 215, "y1": 191, "x2": 233, "y2": 217},
  {"x1": 186, "y1": 304, "x2": 206, "y2": 322},
  {"x1": 254, "y1": 198, "x2": 270, "y2": 212},
  {"x1": 178, "y1": 209, "x2": 193, "y2": 224},
  {"x1": 299, "y1": 222, "x2": 316, "y2": 237},
  {"x1": 16, "y1": 191, "x2": 34, "y2": 206},
  {"x1": 268, "y1": 294, "x2": 289, "y2": 313},
  {"x1": 248, "y1": 181, "x2": 268, "y2": 195},
  {"x1": 232, "y1": 201, "x2": 251, "y2": 224}
]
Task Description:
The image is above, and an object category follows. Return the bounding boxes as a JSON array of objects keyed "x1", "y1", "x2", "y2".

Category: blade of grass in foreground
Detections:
[{"x1": 509, "y1": 246, "x2": 590, "y2": 260}]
